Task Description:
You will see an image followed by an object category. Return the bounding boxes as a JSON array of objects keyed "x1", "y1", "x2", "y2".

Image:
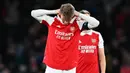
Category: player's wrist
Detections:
[
  {"x1": 50, "y1": 10, "x2": 58, "y2": 14},
  {"x1": 55, "y1": 9, "x2": 60, "y2": 14},
  {"x1": 74, "y1": 11, "x2": 80, "y2": 16}
]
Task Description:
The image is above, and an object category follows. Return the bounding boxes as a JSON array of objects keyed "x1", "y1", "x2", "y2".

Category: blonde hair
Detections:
[{"x1": 60, "y1": 3, "x2": 75, "y2": 22}]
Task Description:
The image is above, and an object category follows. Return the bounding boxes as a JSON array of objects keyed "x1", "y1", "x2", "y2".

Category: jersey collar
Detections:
[
  {"x1": 81, "y1": 29, "x2": 93, "y2": 35},
  {"x1": 57, "y1": 15, "x2": 76, "y2": 24}
]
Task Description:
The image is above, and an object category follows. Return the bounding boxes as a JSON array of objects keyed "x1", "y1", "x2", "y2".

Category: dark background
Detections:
[{"x1": 1, "y1": 0, "x2": 130, "y2": 73}]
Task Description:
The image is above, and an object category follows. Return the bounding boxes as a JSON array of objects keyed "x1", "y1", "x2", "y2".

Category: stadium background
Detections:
[{"x1": 1, "y1": 0, "x2": 130, "y2": 73}]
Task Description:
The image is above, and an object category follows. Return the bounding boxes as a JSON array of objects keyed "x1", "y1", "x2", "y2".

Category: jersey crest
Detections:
[{"x1": 91, "y1": 38, "x2": 96, "y2": 44}]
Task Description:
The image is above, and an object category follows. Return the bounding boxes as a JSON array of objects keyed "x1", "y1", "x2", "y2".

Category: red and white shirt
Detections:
[
  {"x1": 42, "y1": 16, "x2": 81, "y2": 70},
  {"x1": 76, "y1": 30, "x2": 104, "y2": 73},
  {"x1": 31, "y1": 9, "x2": 100, "y2": 70}
]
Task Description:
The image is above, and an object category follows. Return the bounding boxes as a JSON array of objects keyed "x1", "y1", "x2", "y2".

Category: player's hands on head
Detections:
[
  {"x1": 56, "y1": 9, "x2": 60, "y2": 14},
  {"x1": 74, "y1": 11, "x2": 80, "y2": 16},
  {"x1": 80, "y1": 10, "x2": 90, "y2": 16}
]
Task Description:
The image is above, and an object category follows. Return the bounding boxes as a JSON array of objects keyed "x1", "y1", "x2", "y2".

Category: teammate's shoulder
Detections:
[{"x1": 91, "y1": 30, "x2": 101, "y2": 35}]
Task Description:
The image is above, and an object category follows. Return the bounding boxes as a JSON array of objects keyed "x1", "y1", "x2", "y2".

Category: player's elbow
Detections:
[
  {"x1": 99, "y1": 53, "x2": 106, "y2": 61},
  {"x1": 88, "y1": 20, "x2": 100, "y2": 29},
  {"x1": 31, "y1": 10, "x2": 36, "y2": 18},
  {"x1": 97, "y1": 20, "x2": 100, "y2": 26},
  {"x1": 99, "y1": 55, "x2": 105, "y2": 62},
  {"x1": 94, "y1": 20, "x2": 100, "y2": 27}
]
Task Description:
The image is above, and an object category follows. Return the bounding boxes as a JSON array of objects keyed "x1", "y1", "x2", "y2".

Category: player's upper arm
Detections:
[
  {"x1": 77, "y1": 20, "x2": 85, "y2": 30},
  {"x1": 31, "y1": 10, "x2": 54, "y2": 25},
  {"x1": 77, "y1": 20, "x2": 99, "y2": 30},
  {"x1": 98, "y1": 33, "x2": 104, "y2": 49},
  {"x1": 98, "y1": 33, "x2": 105, "y2": 59},
  {"x1": 39, "y1": 15, "x2": 54, "y2": 25},
  {"x1": 78, "y1": 13, "x2": 100, "y2": 29},
  {"x1": 98, "y1": 47, "x2": 105, "y2": 61}
]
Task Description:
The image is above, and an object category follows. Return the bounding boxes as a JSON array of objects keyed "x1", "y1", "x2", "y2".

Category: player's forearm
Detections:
[
  {"x1": 31, "y1": 9, "x2": 57, "y2": 17},
  {"x1": 79, "y1": 13, "x2": 99, "y2": 28},
  {"x1": 99, "y1": 55, "x2": 106, "y2": 73}
]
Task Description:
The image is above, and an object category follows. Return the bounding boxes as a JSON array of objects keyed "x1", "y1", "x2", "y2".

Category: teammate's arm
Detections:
[
  {"x1": 75, "y1": 11, "x2": 99, "y2": 29},
  {"x1": 98, "y1": 33, "x2": 106, "y2": 73},
  {"x1": 99, "y1": 48, "x2": 106, "y2": 73},
  {"x1": 31, "y1": 9, "x2": 59, "y2": 25}
]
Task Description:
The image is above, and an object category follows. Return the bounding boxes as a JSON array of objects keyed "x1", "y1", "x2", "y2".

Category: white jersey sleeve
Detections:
[
  {"x1": 98, "y1": 33, "x2": 104, "y2": 49},
  {"x1": 31, "y1": 9, "x2": 57, "y2": 25},
  {"x1": 77, "y1": 13, "x2": 100, "y2": 30}
]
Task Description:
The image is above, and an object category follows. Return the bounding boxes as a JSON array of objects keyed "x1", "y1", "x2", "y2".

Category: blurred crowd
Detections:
[{"x1": 1, "y1": 0, "x2": 130, "y2": 73}]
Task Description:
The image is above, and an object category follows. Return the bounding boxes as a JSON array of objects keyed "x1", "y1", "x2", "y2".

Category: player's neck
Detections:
[{"x1": 62, "y1": 20, "x2": 70, "y2": 25}]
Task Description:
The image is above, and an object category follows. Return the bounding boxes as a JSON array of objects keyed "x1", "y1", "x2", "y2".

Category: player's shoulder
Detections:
[{"x1": 91, "y1": 30, "x2": 101, "y2": 35}]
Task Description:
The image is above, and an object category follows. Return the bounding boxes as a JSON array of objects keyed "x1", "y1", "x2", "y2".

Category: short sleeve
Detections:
[
  {"x1": 40, "y1": 15, "x2": 54, "y2": 26},
  {"x1": 98, "y1": 33, "x2": 104, "y2": 49}
]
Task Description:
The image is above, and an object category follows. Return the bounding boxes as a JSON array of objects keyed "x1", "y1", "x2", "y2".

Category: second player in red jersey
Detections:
[
  {"x1": 77, "y1": 30, "x2": 106, "y2": 73},
  {"x1": 76, "y1": 10, "x2": 106, "y2": 73}
]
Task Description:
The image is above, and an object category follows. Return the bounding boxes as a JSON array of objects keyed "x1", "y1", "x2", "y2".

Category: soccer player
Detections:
[
  {"x1": 76, "y1": 10, "x2": 106, "y2": 73},
  {"x1": 31, "y1": 3, "x2": 99, "y2": 73}
]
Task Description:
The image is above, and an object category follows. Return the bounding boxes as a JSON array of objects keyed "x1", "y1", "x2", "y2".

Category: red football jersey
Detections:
[
  {"x1": 76, "y1": 30, "x2": 104, "y2": 73},
  {"x1": 31, "y1": 9, "x2": 100, "y2": 71},
  {"x1": 42, "y1": 16, "x2": 81, "y2": 70}
]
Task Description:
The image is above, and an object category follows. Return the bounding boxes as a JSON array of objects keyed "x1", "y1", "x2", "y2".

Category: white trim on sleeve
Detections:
[{"x1": 98, "y1": 33, "x2": 104, "y2": 49}]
